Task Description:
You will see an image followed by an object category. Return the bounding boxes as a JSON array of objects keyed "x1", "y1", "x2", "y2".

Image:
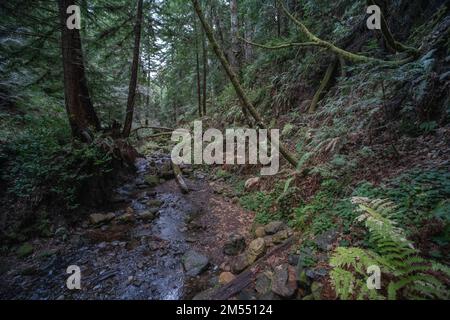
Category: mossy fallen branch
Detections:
[
  {"x1": 277, "y1": 0, "x2": 416, "y2": 66},
  {"x1": 238, "y1": 36, "x2": 323, "y2": 51},
  {"x1": 131, "y1": 126, "x2": 174, "y2": 134}
]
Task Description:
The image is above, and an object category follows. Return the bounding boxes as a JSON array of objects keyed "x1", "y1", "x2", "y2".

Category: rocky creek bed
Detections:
[
  {"x1": 0, "y1": 154, "x2": 249, "y2": 299},
  {"x1": 0, "y1": 153, "x2": 326, "y2": 300}
]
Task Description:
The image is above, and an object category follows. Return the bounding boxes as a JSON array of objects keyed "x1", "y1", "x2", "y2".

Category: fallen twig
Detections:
[
  {"x1": 172, "y1": 161, "x2": 189, "y2": 194},
  {"x1": 131, "y1": 126, "x2": 174, "y2": 134}
]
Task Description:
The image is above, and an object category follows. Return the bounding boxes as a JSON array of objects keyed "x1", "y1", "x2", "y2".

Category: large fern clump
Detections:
[{"x1": 330, "y1": 197, "x2": 449, "y2": 300}]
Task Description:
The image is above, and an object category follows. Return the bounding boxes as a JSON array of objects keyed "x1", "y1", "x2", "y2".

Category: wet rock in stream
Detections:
[
  {"x1": 223, "y1": 234, "x2": 246, "y2": 256},
  {"x1": 89, "y1": 213, "x2": 116, "y2": 225},
  {"x1": 182, "y1": 250, "x2": 210, "y2": 277}
]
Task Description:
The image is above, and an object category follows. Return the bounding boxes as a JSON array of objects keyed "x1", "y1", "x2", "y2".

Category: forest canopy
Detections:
[{"x1": 0, "y1": 0, "x2": 449, "y2": 302}]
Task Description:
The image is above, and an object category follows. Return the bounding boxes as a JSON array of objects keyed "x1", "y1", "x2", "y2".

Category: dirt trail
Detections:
[{"x1": 0, "y1": 154, "x2": 255, "y2": 300}]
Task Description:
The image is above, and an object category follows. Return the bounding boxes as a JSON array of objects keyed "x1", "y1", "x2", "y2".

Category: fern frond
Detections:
[
  {"x1": 432, "y1": 262, "x2": 450, "y2": 278},
  {"x1": 357, "y1": 284, "x2": 386, "y2": 300},
  {"x1": 330, "y1": 247, "x2": 385, "y2": 274},
  {"x1": 388, "y1": 274, "x2": 448, "y2": 300},
  {"x1": 329, "y1": 268, "x2": 356, "y2": 300},
  {"x1": 330, "y1": 197, "x2": 449, "y2": 300}
]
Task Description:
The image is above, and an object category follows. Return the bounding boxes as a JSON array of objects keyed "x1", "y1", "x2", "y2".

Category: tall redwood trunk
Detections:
[
  {"x1": 146, "y1": 0, "x2": 155, "y2": 124},
  {"x1": 58, "y1": 0, "x2": 100, "y2": 140},
  {"x1": 123, "y1": 0, "x2": 144, "y2": 137}
]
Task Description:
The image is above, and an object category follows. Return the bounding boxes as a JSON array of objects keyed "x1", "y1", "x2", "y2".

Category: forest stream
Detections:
[
  {"x1": 0, "y1": 153, "x2": 256, "y2": 300},
  {"x1": 2, "y1": 0, "x2": 449, "y2": 303}
]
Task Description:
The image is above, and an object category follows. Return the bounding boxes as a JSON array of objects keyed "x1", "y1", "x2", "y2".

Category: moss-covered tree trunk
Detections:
[
  {"x1": 277, "y1": 0, "x2": 416, "y2": 65},
  {"x1": 368, "y1": 0, "x2": 418, "y2": 55}
]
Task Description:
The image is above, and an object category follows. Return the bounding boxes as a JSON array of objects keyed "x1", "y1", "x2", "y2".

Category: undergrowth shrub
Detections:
[
  {"x1": 240, "y1": 179, "x2": 298, "y2": 224},
  {"x1": 1, "y1": 114, "x2": 113, "y2": 210},
  {"x1": 354, "y1": 169, "x2": 450, "y2": 230},
  {"x1": 294, "y1": 179, "x2": 348, "y2": 234},
  {"x1": 240, "y1": 191, "x2": 280, "y2": 224},
  {"x1": 293, "y1": 168, "x2": 449, "y2": 257},
  {"x1": 303, "y1": 168, "x2": 450, "y2": 240}
]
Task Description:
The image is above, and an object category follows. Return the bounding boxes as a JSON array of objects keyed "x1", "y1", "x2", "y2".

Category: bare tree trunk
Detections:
[
  {"x1": 146, "y1": 0, "x2": 155, "y2": 124},
  {"x1": 123, "y1": 0, "x2": 143, "y2": 138},
  {"x1": 81, "y1": 0, "x2": 88, "y2": 35},
  {"x1": 173, "y1": 102, "x2": 177, "y2": 123},
  {"x1": 58, "y1": 0, "x2": 100, "y2": 141},
  {"x1": 243, "y1": 21, "x2": 253, "y2": 62},
  {"x1": 229, "y1": 0, "x2": 240, "y2": 73},
  {"x1": 202, "y1": 29, "x2": 208, "y2": 116},
  {"x1": 229, "y1": 0, "x2": 250, "y2": 121},
  {"x1": 194, "y1": 21, "x2": 203, "y2": 117},
  {"x1": 275, "y1": 0, "x2": 281, "y2": 37},
  {"x1": 146, "y1": 36, "x2": 151, "y2": 121},
  {"x1": 281, "y1": 0, "x2": 291, "y2": 36},
  {"x1": 146, "y1": 58, "x2": 151, "y2": 124},
  {"x1": 211, "y1": 2, "x2": 229, "y2": 62}
]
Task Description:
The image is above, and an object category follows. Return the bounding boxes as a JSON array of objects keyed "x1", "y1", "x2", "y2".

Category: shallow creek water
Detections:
[{"x1": 0, "y1": 154, "x2": 207, "y2": 300}]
